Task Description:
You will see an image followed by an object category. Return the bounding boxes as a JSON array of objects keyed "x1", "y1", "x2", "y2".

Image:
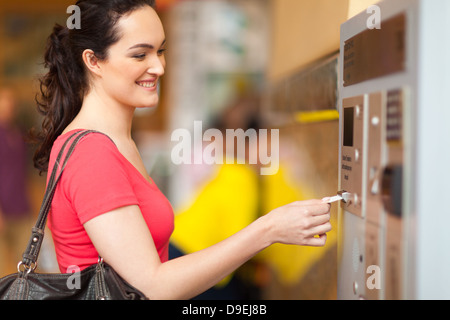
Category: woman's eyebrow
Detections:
[
  {"x1": 128, "y1": 43, "x2": 154, "y2": 50},
  {"x1": 128, "y1": 39, "x2": 166, "y2": 50}
]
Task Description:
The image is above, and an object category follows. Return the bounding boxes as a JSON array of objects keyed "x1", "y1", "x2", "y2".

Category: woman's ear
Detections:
[{"x1": 82, "y1": 49, "x2": 102, "y2": 77}]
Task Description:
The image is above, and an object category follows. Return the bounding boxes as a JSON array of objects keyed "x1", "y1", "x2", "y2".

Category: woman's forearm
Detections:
[{"x1": 144, "y1": 215, "x2": 272, "y2": 300}]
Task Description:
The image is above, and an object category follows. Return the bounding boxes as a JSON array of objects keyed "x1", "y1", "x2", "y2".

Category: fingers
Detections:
[
  {"x1": 294, "y1": 199, "x2": 330, "y2": 207},
  {"x1": 289, "y1": 201, "x2": 330, "y2": 217},
  {"x1": 307, "y1": 221, "x2": 332, "y2": 238},
  {"x1": 304, "y1": 233, "x2": 328, "y2": 247},
  {"x1": 270, "y1": 199, "x2": 332, "y2": 247},
  {"x1": 296, "y1": 199, "x2": 332, "y2": 247},
  {"x1": 310, "y1": 212, "x2": 331, "y2": 226}
]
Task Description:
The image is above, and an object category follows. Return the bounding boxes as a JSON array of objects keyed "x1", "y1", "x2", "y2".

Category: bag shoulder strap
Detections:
[{"x1": 21, "y1": 130, "x2": 99, "y2": 270}]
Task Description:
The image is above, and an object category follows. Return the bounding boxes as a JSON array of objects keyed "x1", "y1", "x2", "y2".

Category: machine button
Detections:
[
  {"x1": 355, "y1": 105, "x2": 362, "y2": 118},
  {"x1": 371, "y1": 179, "x2": 379, "y2": 195},
  {"x1": 354, "y1": 148, "x2": 360, "y2": 162},
  {"x1": 353, "y1": 281, "x2": 359, "y2": 295},
  {"x1": 371, "y1": 116, "x2": 380, "y2": 126},
  {"x1": 353, "y1": 193, "x2": 359, "y2": 206}
]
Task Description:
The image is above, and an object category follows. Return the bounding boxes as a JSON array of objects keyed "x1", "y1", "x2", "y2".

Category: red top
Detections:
[{"x1": 47, "y1": 130, "x2": 174, "y2": 273}]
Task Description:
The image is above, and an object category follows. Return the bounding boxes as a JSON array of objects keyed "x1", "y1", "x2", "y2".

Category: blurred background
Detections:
[{"x1": 0, "y1": 0, "x2": 378, "y2": 299}]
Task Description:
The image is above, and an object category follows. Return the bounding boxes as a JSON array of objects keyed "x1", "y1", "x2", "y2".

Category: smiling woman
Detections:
[
  {"x1": 80, "y1": 5, "x2": 166, "y2": 112},
  {"x1": 33, "y1": 0, "x2": 162, "y2": 173},
  {"x1": 30, "y1": 0, "x2": 332, "y2": 300}
]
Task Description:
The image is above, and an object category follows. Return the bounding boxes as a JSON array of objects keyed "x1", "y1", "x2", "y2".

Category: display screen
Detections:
[{"x1": 343, "y1": 107, "x2": 354, "y2": 147}]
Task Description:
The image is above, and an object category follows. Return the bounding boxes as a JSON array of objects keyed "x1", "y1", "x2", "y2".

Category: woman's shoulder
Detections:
[
  {"x1": 56, "y1": 129, "x2": 116, "y2": 150},
  {"x1": 50, "y1": 129, "x2": 120, "y2": 167}
]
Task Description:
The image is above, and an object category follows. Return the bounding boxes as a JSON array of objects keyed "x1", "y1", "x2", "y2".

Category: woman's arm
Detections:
[{"x1": 84, "y1": 199, "x2": 331, "y2": 300}]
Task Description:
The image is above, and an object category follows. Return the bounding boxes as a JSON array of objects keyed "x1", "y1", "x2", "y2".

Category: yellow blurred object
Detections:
[
  {"x1": 256, "y1": 165, "x2": 337, "y2": 285},
  {"x1": 171, "y1": 163, "x2": 259, "y2": 287},
  {"x1": 294, "y1": 110, "x2": 339, "y2": 124}
]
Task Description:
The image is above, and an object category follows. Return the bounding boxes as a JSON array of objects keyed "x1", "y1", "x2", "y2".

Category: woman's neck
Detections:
[{"x1": 65, "y1": 87, "x2": 135, "y2": 142}]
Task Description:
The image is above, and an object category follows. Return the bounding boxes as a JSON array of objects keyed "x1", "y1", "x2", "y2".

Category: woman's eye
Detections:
[
  {"x1": 133, "y1": 54, "x2": 146, "y2": 60},
  {"x1": 157, "y1": 48, "x2": 167, "y2": 56}
]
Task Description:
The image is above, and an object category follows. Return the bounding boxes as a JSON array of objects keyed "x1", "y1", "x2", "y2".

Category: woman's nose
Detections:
[{"x1": 147, "y1": 55, "x2": 165, "y2": 77}]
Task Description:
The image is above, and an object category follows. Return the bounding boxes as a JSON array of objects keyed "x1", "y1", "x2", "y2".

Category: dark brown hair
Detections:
[{"x1": 32, "y1": 0, "x2": 156, "y2": 173}]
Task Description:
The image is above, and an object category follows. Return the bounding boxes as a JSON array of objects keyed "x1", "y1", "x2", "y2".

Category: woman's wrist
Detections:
[{"x1": 253, "y1": 213, "x2": 277, "y2": 249}]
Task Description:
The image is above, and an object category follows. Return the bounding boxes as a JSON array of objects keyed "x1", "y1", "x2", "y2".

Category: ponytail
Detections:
[
  {"x1": 31, "y1": 0, "x2": 156, "y2": 173},
  {"x1": 32, "y1": 24, "x2": 85, "y2": 173}
]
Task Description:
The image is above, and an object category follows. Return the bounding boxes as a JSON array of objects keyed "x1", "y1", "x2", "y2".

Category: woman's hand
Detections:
[{"x1": 263, "y1": 199, "x2": 332, "y2": 247}]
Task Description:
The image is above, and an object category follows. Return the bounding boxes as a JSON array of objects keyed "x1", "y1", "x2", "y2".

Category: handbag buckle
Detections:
[{"x1": 17, "y1": 261, "x2": 38, "y2": 274}]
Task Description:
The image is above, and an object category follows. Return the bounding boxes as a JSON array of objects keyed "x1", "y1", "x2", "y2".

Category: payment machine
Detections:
[{"x1": 337, "y1": 0, "x2": 450, "y2": 299}]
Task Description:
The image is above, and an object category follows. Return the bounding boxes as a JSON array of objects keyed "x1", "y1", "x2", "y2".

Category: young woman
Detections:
[{"x1": 33, "y1": 0, "x2": 332, "y2": 299}]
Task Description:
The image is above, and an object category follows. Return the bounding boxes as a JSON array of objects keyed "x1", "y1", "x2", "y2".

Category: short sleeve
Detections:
[{"x1": 60, "y1": 132, "x2": 139, "y2": 224}]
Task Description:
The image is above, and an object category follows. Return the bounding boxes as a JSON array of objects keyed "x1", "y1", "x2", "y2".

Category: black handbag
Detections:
[{"x1": 0, "y1": 130, "x2": 147, "y2": 300}]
